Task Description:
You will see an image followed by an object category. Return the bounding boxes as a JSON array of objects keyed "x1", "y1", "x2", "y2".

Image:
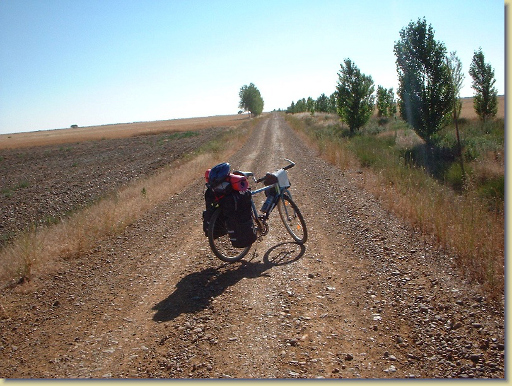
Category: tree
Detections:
[
  {"x1": 336, "y1": 58, "x2": 375, "y2": 133},
  {"x1": 446, "y1": 51, "x2": 465, "y2": 178},
  {"x1": 306, "y1": 97, "x2": 315, "y2": 114},
  {"x1": 376, "y1": 86, "x2": 396, "y2": 118},
  {"x1": 295, "y1": 98, "x2": 307, "y2": 113},
  {"x1": 394, "y1": 18, "x2": 453, "y2": 144},
  {"x1": 239, "y1": 83, "x2": 264, "y2": 116},
  {"x1": 315, "y1": 93, "x2": 330, "y2": 113},
  {"x1": 328, "y1": 92, "x2": 337, "y2": 113},
  {"x1": 469, "y1": 48, "x2": 498, "y2": 122}
]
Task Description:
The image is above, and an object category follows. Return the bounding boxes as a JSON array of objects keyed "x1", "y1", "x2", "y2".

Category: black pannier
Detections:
[
  {"x1": 221, "y1": 191, "x2": 257, "y2": 248},
  {"x1": 203, "y1": 162, "x2": 255, "y2": 248},
  {"x1": 202, "y1": 187, "x2": 226, "y2": 238}
]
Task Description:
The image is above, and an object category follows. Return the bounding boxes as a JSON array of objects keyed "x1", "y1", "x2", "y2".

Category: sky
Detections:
[{"x1": 0, "y1": 0, "x2": 507, "y2": 134}]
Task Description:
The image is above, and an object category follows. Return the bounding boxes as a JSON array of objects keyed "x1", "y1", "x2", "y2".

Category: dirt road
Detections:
[{"x1": 0, "y1": 113, "x2": 504, "y2": 378}]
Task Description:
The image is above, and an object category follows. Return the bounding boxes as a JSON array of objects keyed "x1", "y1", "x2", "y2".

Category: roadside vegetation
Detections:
[
  {"x1": 283, "y1": 16, "x2": 503, "y2": 302},
  {"x1": 285, "y1": 111, "x2": 504, "y2": 301},
  {"x1": 0, "y1": 119, "x2": 259, "y2": 289}
]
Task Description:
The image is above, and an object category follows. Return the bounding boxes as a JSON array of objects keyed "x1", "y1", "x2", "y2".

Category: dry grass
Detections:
[
  {"x1": 0, "y1": 119, "x2": 255, "y2": 288},
  {"x1": 364, "y1": 168, "x2": 504, "y2": 298},
  {"x1": 0, "y1": 114, "x2": 250, "y2": 150},
  {"x1": 286, "y1": 112, "x2": 505, "y2": 301}
]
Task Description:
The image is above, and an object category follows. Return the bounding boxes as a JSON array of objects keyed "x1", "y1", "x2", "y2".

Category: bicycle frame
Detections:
[
  {"x1": 243, "y1": 161, "x2": 295, "y2": 237},
  {"x1": 250, "y1": 183, "x2": 291, "y2": 218}
]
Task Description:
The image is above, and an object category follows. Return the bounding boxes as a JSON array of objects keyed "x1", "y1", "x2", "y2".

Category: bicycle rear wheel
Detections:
[
  {"x1": 208, "y1": 208, "x2": 251, "y2": 262},
  {"x1": 277, "y1": 193, "x2": 307, "y2": 244}
]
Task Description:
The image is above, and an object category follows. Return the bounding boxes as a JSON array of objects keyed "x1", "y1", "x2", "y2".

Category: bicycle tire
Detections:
[
  {"x1": 208, "y1": 208, "x2": 251, "y2": 262},
  {"x1": 277, "y1": 193, "x2": 308, "y2": 244}
]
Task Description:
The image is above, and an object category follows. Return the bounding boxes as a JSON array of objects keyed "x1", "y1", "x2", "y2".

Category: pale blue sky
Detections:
[{"x1": 0, "y1": 0, "x2": 506, "y2": 134}]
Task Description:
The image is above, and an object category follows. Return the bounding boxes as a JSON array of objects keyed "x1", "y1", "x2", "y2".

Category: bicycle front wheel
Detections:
[
  {"x1": 277, "y1": 193, "x2": 307, "y2": 244},
  {"x1": 208, "y1": 208, "x2": 251, "y2": 262}
]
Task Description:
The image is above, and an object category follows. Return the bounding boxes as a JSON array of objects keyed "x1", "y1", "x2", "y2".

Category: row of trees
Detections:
[
  {"x1": 287, "y1": 94, "x2": 337, "y2": 114},
  {"x1": 286, "y1": 18, "x2": 499, "y2": 145}
]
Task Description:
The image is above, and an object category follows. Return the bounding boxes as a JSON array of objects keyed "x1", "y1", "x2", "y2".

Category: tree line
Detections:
[{"x1": 286, "y1": 17, "x2": 499, "y2": 145}]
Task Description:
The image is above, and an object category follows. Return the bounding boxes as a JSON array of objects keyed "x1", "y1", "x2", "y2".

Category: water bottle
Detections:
[{"x1": 261, "y1": 194, "x2": 274, "y2": 213}]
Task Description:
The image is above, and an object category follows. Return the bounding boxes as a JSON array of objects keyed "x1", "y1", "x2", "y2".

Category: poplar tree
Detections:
[
  {"x1": 469, "y1": 48, "x2": 498, "y2": 122},
  {"x1": 315, "y1": 93, "x2": 330, "y2": 113},
  {"x1": 394, "y1": 18, "x2": 453, "y2": 144},
  {"x1": 336, "y1": 58, "x2": 375, "y2": 133},
  {"x1": 447, "y1": 51, "x2": 465, "y2": 178},
  {"x1": 376, "y1": 86, "x2": 396, "y2": 118}
]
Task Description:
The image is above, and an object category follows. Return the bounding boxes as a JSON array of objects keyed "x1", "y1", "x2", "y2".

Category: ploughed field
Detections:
[{"x1": 0, "y1": 116, "x2": 243, "y2": 249}]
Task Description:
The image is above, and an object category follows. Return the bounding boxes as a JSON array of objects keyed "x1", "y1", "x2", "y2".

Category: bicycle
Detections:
[{"x1": 207, "y1": 159, "x2": 307, "y2": 262}]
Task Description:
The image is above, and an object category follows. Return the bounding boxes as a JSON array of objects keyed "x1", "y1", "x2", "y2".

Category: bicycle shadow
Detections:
[{"x1": 152, "y1": 242, "x2": 305, "y2": 322}]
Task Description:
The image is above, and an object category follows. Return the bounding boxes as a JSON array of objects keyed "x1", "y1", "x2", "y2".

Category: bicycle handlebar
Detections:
[
  {"x1": 255, "y1": 159, "x2": 295, "y2": 183},
  {"x1": 283, "y1": 158, "x2": 295, "y2": 170}
]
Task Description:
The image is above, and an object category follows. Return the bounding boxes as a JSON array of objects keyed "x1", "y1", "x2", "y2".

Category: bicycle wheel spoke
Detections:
[{"x1": 278, "y1": 194, "x2": 307, "y2": 244}]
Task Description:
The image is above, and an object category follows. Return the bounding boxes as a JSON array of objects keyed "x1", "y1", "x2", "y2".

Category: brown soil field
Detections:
[
  {"x1": 0, "y1": 114, "x2": 249, "y2": 150},
  {"x1": 0, "y1": 123, "x2": 238, "y2": 249}
]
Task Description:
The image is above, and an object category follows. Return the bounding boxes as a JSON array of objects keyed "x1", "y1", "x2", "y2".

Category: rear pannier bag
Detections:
[
  {"x1": 203, "y1": 163, "x2": 254, "y2": 246},
  {"x1": 221, "y1": 191, "x2": 257, "y2": 248},
  {"x1": 202, "y1": 187, "x2": 226, "y2": 238}
]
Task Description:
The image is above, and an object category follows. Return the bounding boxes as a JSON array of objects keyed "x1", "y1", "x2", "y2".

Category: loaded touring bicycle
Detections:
[{"x1": 202, "y1": 159, "x2": 307, "y2": 262}]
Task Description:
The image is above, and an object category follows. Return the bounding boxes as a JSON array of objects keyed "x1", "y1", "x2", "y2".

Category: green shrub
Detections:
[
  {"x1": 445, "y1": 162, "x2": 467, "y2": 192},
  {"x1": 478, "y1": 175, "x2": 504, "y2": 202},
  {"x1": 349, "y1": 135, "x2": 396, "y2": 169}
]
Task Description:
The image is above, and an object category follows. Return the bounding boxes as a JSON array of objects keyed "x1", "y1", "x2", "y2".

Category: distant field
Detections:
[
  {"x1": 0, "y1": 114, "x2": 248, "y2": 149},
  {"x1": 460, "y1": 95, "x2": 505, "y2": 120},
  {"x1": 366, "y1": 96, "x2": 505, "y2": 121},
  {"x1": 0, "y1": 97, "x2": 505, "y2": 150}
]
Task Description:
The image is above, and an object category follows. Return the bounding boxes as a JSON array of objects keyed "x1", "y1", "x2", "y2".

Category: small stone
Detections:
[
  {"x1": 470, "y1": 353, "x2": 482, "y2": 363},
  {"x1": 384, "y1": 365, "x2": 397, "y2": 373}
]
